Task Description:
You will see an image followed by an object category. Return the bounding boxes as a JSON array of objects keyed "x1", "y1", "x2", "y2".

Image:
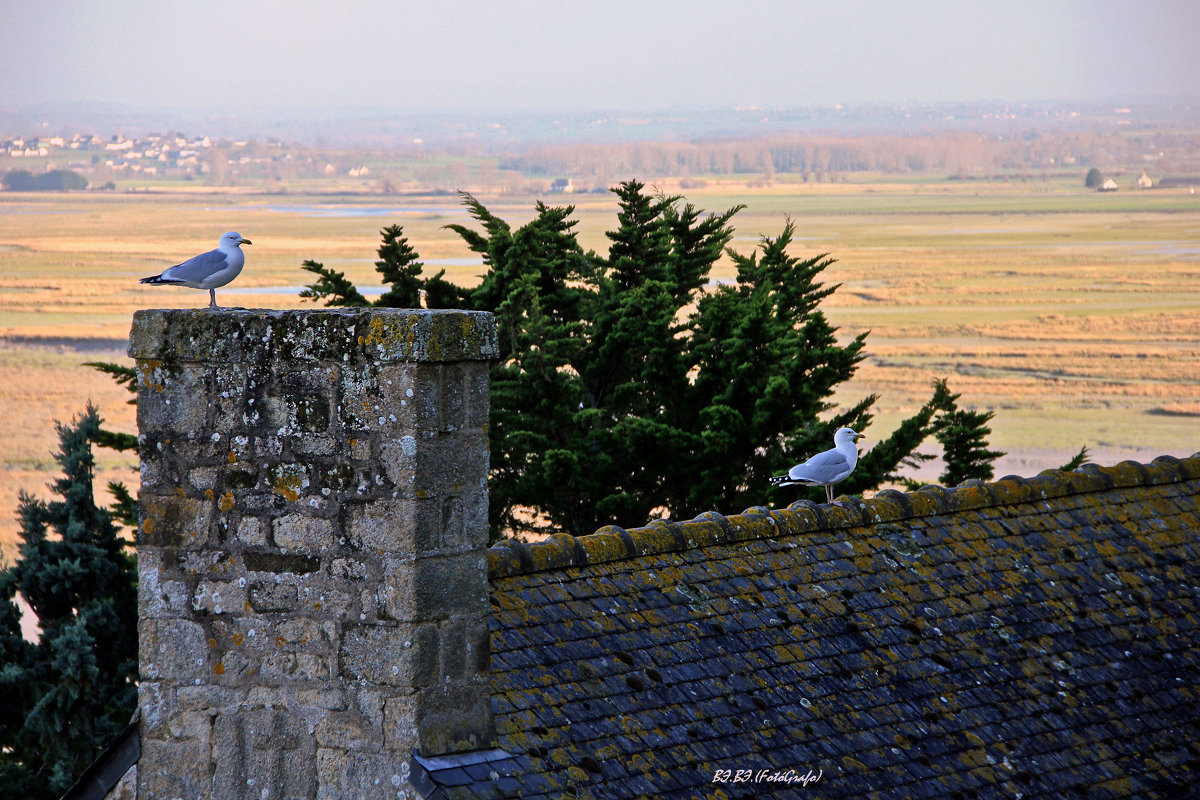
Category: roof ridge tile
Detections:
[{"x1": 486, "y1": 455, "x2": 1200, "y2": 578}]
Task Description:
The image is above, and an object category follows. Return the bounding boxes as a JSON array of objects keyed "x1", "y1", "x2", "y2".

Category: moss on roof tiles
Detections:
[
  {"x1": 422, "y1": 454, "x2": 1200, "y2": 799},
  {"x1": 488, "y1": 455, "x2": 1200, "y2": 579}
]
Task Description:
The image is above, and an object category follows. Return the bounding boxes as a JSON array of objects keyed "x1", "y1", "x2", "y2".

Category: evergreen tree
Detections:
[
  {"x1": 0, "y1": 406, "x2": 138, "y2": 799},
  {"x1": 933, "y1": 380, "x2": 1006, "y2": 486},
  {"x1": 301, "y1": 181, "x2": 996, "y2": 537}
]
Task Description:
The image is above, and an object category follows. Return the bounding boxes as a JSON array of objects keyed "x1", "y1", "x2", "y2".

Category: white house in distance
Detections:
[{"x1": 1099, "y1": 178, "x2": 1119, "y2": 192}]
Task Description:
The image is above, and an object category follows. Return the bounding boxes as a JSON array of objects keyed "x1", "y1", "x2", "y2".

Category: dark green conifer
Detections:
[
  {"x1": 300, "y1": 181, "x2": 997, "y2": 536},
  {"x1": 0, "y1": 405, "x2": 138, "y2": 799},
  {"x1": 934, "y1": 380, "x2": 1006, "y2": 486}
]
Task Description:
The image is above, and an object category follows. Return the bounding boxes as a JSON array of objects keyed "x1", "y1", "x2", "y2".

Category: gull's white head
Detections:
[
  {"x1": 219, "y1": 231, "x2": 252, "y2": 249},
  {"x1": 834, "y1": 427, "x2": 864, "y2": 447}
]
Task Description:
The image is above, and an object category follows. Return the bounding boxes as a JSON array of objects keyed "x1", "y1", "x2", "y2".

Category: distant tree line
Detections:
[
  {"x1": 1, "y1": 169, "x2": 89, "y2": 191},
  {"x1": 500, "y1": 130, "x2": 1200, "y2": 181}
]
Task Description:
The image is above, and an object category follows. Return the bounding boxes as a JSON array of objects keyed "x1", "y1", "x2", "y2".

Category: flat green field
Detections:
[{"x1": 2, "y1": 176, "x2": 1199, "y2": 557}]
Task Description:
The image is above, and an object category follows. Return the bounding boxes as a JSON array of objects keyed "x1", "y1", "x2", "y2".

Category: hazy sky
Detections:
[{"x1": 3, "y1": 0, "x2": 1198, "y2": 113}]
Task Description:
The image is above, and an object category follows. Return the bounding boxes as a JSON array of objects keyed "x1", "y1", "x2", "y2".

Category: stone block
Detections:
[
  {"x1": 259, "y1": 651, "x2": 330, "y2": 682},
  {"x1": 316, "y1": 749, "x2": 414, "y2": 800},
  {"x1": 212, "y1": 708, "x2": 317, "y2": 799},
  {"x1": 439, "y1": 615, "x2": 492, "y2": 684},
  {"x1": 347, "y1": 499, "x2": 414, "y2": 553},
  {"x1": 235, "y1": 516, "x2": 266, "y2": 546},
  {"x1": 137, "y1": 551, "x2": 192, "y2": 619},
  {"x1": 268, "y1": 462, "x2": 310, "y2": 504},
  {"x1": 415, "y1": 683, "x2": 498, "y2": 755},
  {"x1": 273, "y1": 512, "x2": 334, "y2": 552},
  {"x1": 191, "y1": 579, "x2": 248, "y2": 616},
  {"x1": 315, "y1": 708, "x2": 383, "y2": 749},
  {"x1": 138, "y1": 738, "x2": 213, "y2": 800},
  {"x1": 298, "y1": 584, "x2": 356, "y2": 618},
  {"x1": 409, "y1": 492, "x2": 490, "y2": 554},
  {"x1": 138, "y1": 682, "x2": 175, "y2": 736},
  {"x1": 382, "y1": 552, "x2": 488, "y2": 622},
  {"x1": 167, "y1": 710, "x2": 214, "y2": 741},
  {"x1": 464, "y1": 363, "x2": 491, "y2": 431},
  {"x1": 382, "y1": 695, "x2": 418, "y2": 751},
  {"x1": 339, "y1": 624, "x2": 417, "y2": 687},
  {"x1": 243, "y1": 551, "x2": 321, "y2": 575},
  {"x1": 176, "y1": 684, "x2": 247, "y2": 713},
  {"x1": 140, "y1": 618, "x2": 210, "y2": 681},
  {"x1": 138, "y1": 494, "x2": 213, "y2": 548},
  {"x1": 248, "y1": 580, "x2": 298, "y2": 612},
  {"x1": 135, "y1": 361, "x2": 208, "y2": 434},
  {"x1": 296, "y1": 687, "x2": 350, "y2": 712}
]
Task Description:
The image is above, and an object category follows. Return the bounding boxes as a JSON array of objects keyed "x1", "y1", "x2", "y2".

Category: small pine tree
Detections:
[
  {"x1": 0, "y1": 405, "x2": 138, "y2": 799},
  {"x1": 934, "y1": 380, "x2": 1005, "y2": 486},
  {"x1": 1084, "y1": 167, "x2": 1105, "y2": 189}
]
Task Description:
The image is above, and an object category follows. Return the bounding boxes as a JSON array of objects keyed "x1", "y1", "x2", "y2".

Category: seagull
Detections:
[
  {"x1": 770, "y1": 427, "x2": 865, "y2": 503},
  {"x1": 139, "y1": 231, "x2": 251, "y2": 308}
]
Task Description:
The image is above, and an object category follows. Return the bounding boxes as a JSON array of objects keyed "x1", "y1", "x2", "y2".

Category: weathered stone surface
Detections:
[
  {"x1": 129, "y1": 308, "x2": 498, "y2": 364},
  {"x1": 138, "y1": 739, "x2": 213, "y2": 800},
  {"x1": 134, "y1": 309, "x2": 497, "y2": 799},
  {"x1": 273, "y1": 512, "x2": 334, "y2": 552},
  {"x1": 315, "y1": 748, "x2": 413, "y2": 800},
  {"x1": 140, "y1": 618, "x2": 209, "y2": 680},
  {"x1": 415, "y1": 684, "x2": 498, "y2": 755},
  {"x1": 138, "y1": 494, "x2": 213, "y2": 548},
  {"x1": 191, "y1": 579, "x2": 248, "y2": 615},
  {"x1": 382, "y1": 552, "x2": 489, "y2": 622},
  {"x1": 137, "y1": 550, "x2": 192, "y2": 618},
  {"x1": 248, "y1": 580, "x2": 298, "y2": 612},
  {"x1": 338, "y1": 624, "x2": 417, "y2": 687},
  {"x1": 211, "y1": 709, "x2": 317, "y2": 799}
]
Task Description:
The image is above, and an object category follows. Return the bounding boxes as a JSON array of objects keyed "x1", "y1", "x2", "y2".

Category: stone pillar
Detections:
[{"x1": 130, "y1": 308, "x2": 497, "y2": 799}]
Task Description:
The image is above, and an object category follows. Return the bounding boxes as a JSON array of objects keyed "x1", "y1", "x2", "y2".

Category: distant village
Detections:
[{"x1": 1, "y1": 131, "x2": 307, "y2": 182}]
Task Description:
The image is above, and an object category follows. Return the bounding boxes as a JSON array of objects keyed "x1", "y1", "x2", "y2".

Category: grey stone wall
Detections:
[{"x1": 130, "y1": 309, "x2": 497, "y2": 800}]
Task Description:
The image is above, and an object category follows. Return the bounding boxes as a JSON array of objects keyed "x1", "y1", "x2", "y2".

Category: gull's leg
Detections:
[
  {"x1": 209, "y1": 288, "x2": 219, "y2": 309},
  {"x1": 825, "y1": 485, "x2": 834, "y2": 503}
]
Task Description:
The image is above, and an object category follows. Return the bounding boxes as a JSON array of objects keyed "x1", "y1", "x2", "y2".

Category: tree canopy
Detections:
[
  {"x1": 302, "y1": 181, "x2": 1001, "y2": 538},
  {"x1": 0, "y1": 406, "x2": 138, "y2": 799},
  {"x1": 1, "y1": 169, "x2": 89, "y2": 191}
]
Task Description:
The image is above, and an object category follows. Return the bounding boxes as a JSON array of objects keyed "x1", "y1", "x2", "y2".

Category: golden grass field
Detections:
[{"x1": 2, "y1": 175, "x2": 1198, "y2": 559}]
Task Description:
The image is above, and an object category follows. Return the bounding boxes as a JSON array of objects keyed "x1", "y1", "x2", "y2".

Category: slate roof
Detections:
[{"x1": 416, "y1": 456, "x2": 1200, "y2": 799}]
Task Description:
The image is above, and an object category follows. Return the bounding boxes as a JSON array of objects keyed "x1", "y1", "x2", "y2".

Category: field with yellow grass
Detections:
[{"x1": 2, "y1": 176, "x2": 1198, "y2": 558}]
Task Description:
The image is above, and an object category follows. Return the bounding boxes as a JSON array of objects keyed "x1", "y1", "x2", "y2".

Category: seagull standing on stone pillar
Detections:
[
  {"x1": 140, "y1": 231, "x2": 251, "y2": 309},
  {"x1": 770, "y1": 427, "x2": 865, "y2": 503}
]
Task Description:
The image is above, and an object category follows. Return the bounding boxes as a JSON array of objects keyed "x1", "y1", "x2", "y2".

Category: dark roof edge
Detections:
[{"x1": 486, "y1": 453, "x2": 1200, "y2": 579}]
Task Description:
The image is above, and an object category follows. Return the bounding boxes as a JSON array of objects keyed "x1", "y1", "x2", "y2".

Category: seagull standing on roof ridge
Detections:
[
  {"x1": 770, "y1": 427, "x2": 865, "y2": 503},
  {"x1": 140, "y1": 231, "x2": 251, "y2": 309}
]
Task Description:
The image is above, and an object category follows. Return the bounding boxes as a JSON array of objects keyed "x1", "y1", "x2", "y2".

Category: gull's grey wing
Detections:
[
  {"x1": 160, "y1": 248, "x2": 229, "y2": 283},
  {"x1": 790, "y1": 449, "x2": 852, "y2": 483}
]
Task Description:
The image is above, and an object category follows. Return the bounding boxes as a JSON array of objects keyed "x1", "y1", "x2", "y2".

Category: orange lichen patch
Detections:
[{"x1": 219, "y1": 491, "x2": 235, "y2": 512}]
